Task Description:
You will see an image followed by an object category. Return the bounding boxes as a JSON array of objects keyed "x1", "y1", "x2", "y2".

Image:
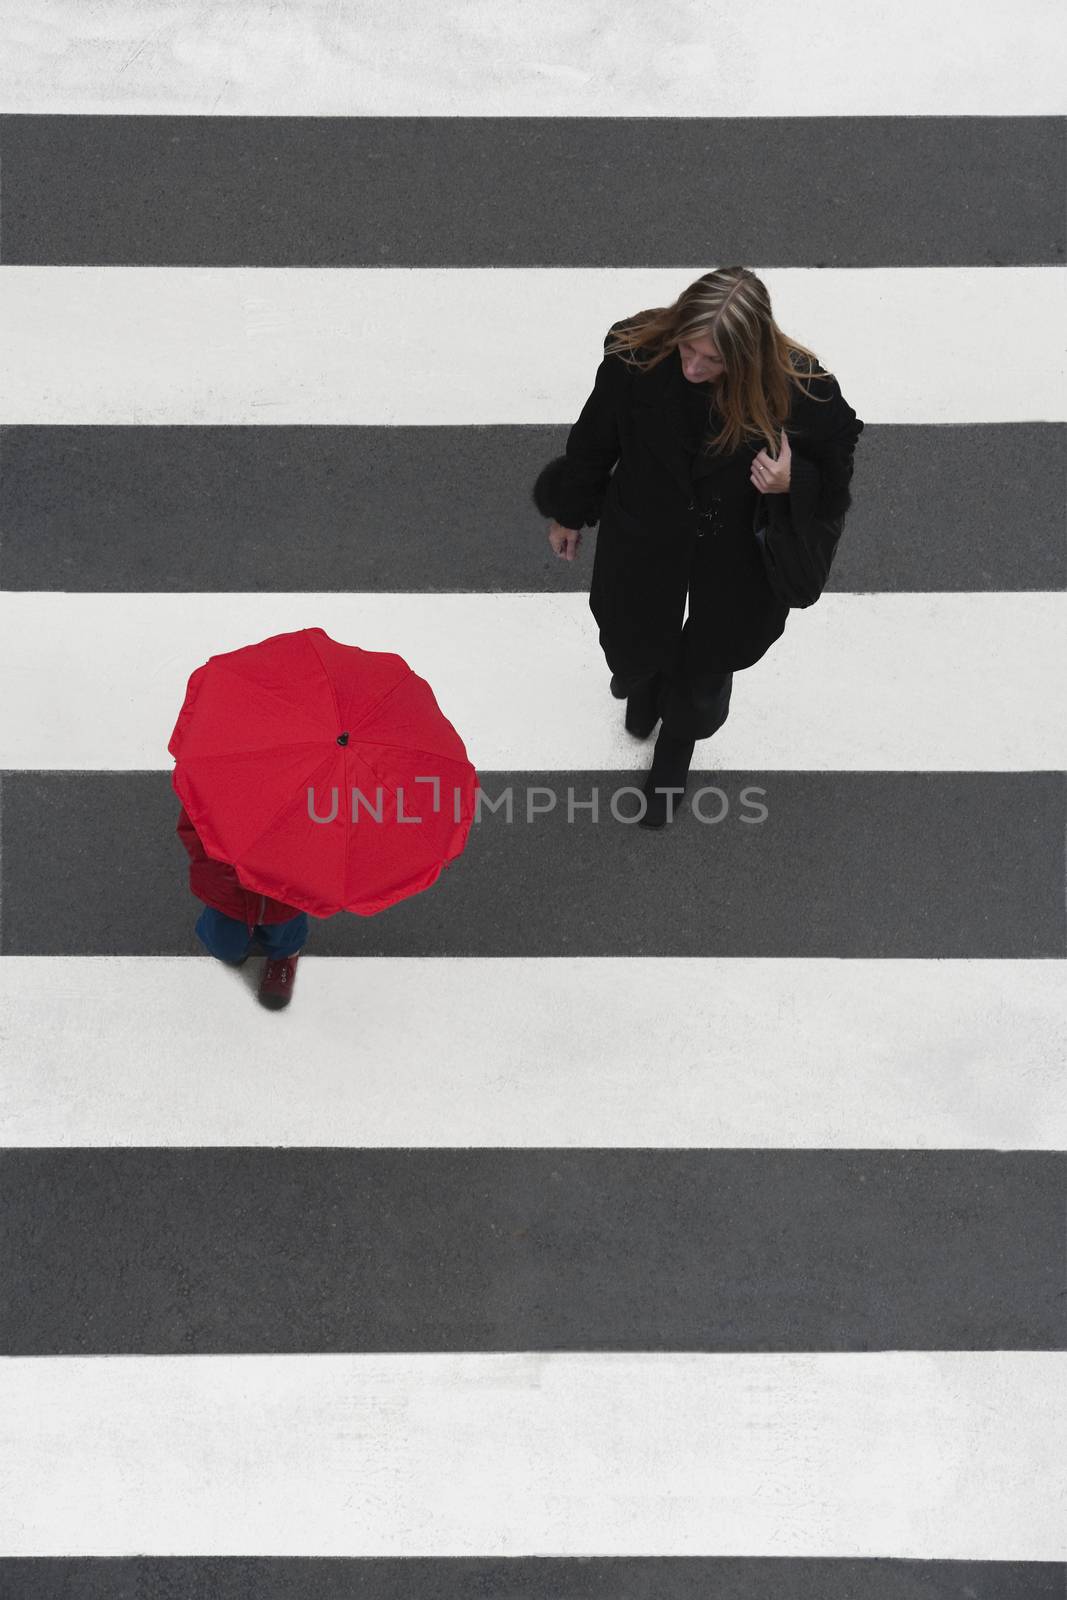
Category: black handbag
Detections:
[{"x1": 751, "y1": 402, "x2": 865, "y2": 609}]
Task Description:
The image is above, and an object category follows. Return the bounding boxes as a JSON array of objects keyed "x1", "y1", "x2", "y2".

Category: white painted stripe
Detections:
[
  {"x1": 1, "y1": 0, "x2": 1061, "y2": 115},
  {"x1": 0, "y1": 591, "x2": 1062, "y2": 771},
  {"x1": 0, "y1": 1353, "x2": 1062, "y2": 1558},
  {"x1": 1, "y1": 266, "x2": 1062, "y2": 424},
  {"x1": 2, "y1": 957, "x2": 1063, "y2": 1149}
]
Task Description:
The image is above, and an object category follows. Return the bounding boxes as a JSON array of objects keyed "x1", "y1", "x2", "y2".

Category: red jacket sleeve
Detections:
[{"x1": 176, "y1": 804, "x2": 206, "y2": 863}]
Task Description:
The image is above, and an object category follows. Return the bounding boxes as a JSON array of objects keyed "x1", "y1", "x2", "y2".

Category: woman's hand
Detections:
[
  {"x1": 548, "y1": 519, "x2": 583, "y2": 561},
  {"x1": 751, "y1": 428, "x2": 792, "y2": 494}
]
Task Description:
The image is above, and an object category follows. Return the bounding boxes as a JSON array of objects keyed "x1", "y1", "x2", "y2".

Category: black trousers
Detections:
[
  {"x1": 609, "y1": 646, "x2": 733, "y2": 741},
  {"x1": 601, "y1": 587, "x2": 734, "y2": 737},
  {"x1": 598, "y1": 539, "x2": 733, "y2": 740}
]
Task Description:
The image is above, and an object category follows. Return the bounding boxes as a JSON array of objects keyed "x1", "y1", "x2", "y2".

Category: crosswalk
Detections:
[{"x1": 1, "y1": 1, "x2": 1065, "y2": 1594}]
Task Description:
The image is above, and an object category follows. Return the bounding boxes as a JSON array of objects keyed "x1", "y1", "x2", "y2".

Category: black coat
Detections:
[{"x1": 533, "y1": 321, "x2": 865, "y2": 675}]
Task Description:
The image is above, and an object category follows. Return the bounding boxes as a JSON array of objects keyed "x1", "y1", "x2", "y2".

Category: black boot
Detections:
[
  {"x1": 624, "y1": 674, "x2": 663, "y2": 739},
  {"x1": 639, "y1": 729, "x2": 696, "y2": 828}
]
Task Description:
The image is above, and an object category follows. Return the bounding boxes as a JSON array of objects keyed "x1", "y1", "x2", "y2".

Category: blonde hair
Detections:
[{"x1": 605, "y1": 267, "x2": 837, "y2": 459}]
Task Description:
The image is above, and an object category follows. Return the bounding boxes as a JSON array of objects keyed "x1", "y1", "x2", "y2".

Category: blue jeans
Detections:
[{"x1": 195, "y1": 904, "x2": 309, "y2": 963}]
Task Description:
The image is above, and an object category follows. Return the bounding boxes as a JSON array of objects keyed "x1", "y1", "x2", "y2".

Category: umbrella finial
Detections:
[{"x1": 337, "y1": 731, "x2": 349, "y2": 746}]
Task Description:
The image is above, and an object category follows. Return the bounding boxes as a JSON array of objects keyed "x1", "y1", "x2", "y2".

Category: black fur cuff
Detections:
[{"x1": 531, "y1": 454, "x2": 596, "y2": 528}]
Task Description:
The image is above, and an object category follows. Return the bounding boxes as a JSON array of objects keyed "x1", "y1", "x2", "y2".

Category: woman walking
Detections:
[{"x1": 534, "y1": 266, "x2": 865, "y2": 827}]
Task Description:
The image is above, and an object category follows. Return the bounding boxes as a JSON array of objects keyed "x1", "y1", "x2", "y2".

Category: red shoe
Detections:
[{"x1": 258, "y1": 953, "x2": 299, "y2": 1009}]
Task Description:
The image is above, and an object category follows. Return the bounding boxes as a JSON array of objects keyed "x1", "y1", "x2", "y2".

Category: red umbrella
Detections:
[{"x1": 168, "y1": 627, "x2": 479, "y2": 917}]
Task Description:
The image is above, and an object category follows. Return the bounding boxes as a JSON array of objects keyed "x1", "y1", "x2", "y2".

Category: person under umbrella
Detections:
[{"x1": 171, "y1": 627, "x2": 478, "y2": 1009}]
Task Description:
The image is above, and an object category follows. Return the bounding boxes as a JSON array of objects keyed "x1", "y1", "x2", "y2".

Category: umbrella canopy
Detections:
[{"x1": 168, "y1": 627, "x2": 478, "y2": 917}]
